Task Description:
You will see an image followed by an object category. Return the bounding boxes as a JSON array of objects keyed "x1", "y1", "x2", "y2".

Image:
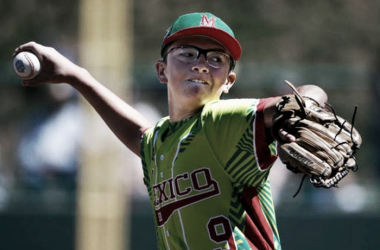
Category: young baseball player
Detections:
[{"x1": 15, "y1": 12, "x2": 327, "y2": 250}]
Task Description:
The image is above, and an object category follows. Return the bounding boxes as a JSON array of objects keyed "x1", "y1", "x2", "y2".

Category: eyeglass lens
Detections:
[{"x1": 169, "y1": 46, "x2": 231, "y2": 68}]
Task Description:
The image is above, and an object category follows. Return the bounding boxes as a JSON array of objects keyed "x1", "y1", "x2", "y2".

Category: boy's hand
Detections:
[{"x1": 14, "y1": 42, "x2": 81, "y2": 87}]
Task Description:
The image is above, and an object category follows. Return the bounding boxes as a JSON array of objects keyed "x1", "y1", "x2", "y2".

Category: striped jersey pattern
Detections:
[{"x1": 140, "y1": 98, "x2": 281, "y2": 249}]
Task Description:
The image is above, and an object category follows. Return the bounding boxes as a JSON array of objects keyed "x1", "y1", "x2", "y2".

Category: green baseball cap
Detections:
[{"x1": 161, "y1": 12, "x2": 242, "y2": 61}]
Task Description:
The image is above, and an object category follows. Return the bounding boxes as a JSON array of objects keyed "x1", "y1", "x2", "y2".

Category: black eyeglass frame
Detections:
[{"x1": 162, "y1": 45, "x2": 236, "y2": 71}]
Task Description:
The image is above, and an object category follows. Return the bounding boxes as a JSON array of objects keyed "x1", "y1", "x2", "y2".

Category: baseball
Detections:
[{"x1": 13, "y1": 51, "x2": 41, "y2": 80}]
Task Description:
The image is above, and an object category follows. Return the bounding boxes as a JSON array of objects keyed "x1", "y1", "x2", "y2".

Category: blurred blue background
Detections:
[{"x1": 0, "y1": 0, "x2": 379, "y2": 249}]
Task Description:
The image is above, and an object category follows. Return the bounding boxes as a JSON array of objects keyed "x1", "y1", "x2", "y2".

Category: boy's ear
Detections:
[
  {"x1": 223, "y1": 72, "x2": 236, "y2": 94},
  {"x1": 156, "y1": 60, "x2": 168, "y2": 83}
]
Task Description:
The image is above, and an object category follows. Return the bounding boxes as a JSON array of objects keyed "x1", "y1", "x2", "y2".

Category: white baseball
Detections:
[{"x1": 13, "y1": 51, "x2": 41, "y2": 80}]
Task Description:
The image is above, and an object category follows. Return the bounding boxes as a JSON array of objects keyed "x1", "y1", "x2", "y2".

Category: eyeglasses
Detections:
[{"x1": 163, "y1": 45, "x2": 235, "y2": 70}]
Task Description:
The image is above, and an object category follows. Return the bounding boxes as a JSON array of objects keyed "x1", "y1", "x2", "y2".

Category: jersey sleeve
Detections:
[
  {"x1": 254, "y1": 97, "x2": 278, "y2": 170},
  {"x1": 140, "y1": 126, "x2": 154, "y2": 198},
  {"x1": 201, "y1": 98, "x2": 278, "y2": 187}
]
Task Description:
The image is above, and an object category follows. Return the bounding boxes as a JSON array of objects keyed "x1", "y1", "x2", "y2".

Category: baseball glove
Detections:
[{"x1": 272, "y1": 81, "x2": 362, "y2": 191}]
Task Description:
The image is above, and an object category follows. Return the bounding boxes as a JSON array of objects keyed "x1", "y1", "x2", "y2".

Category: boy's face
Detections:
[{"x1": 156, "y1": 36, "x2": 236, "y2": 109}]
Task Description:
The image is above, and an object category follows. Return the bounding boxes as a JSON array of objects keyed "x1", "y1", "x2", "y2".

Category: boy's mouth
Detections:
[{"x1": 188, "y1": 79, "x2": 208, "y2": 84}]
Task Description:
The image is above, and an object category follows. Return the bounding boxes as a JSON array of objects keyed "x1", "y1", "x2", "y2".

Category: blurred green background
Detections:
[{"x1": 0, "y1": 0, "x2": 379, "y2": 249}]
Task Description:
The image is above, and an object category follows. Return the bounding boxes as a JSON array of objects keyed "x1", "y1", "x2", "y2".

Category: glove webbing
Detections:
[
  {"x1": 281, "y1": 81, "x2": 361, "y2": 196},
  {"x1": 291, "y1": 100, "x2": 360, "y2": 197}
]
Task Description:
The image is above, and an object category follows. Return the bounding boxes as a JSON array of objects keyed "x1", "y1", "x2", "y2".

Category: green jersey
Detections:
[{"x1": 140, "y1": 98, "x2": 281, "y2": 250}]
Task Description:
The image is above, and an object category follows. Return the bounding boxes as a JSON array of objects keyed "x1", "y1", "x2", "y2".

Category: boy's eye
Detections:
[
  {"x1": 208, "y1": 52, "x2": 229, "y2": 64},
  {"x1": 177, "y1": 48, "x2": 197, "y2": 58},
  {"x1": 208, "y1": 55, "x2": 222, "y2": 62},
  {"x1": 180, "y1": 52, "x2": 196, "y2": 58}
]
